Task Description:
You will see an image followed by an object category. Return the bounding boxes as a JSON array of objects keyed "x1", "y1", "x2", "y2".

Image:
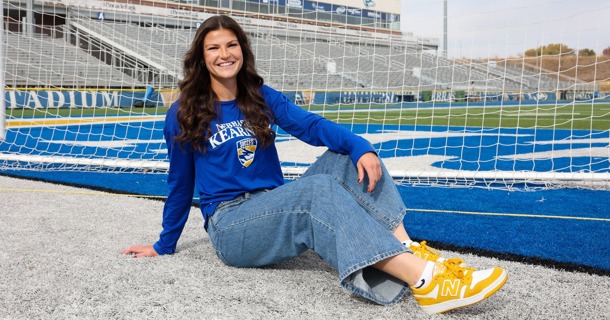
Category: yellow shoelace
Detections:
[
  {"x1": 443, "y1": 258, "x2": 470, "y2": 278},
  {"x1": 419, "y1": 241, "x2": 441, "y2": 257}
]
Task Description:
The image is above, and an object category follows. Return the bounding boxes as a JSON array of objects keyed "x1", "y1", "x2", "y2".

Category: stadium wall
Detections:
[
  {"x1": 282, "y1": 90, "x2": 606, "y2": 105},
  {"x1": 4, "y1": 89, "x2": 164, "y2": 108},
  {"x1": 4, "y1": 89, "x2": 607, "y2": 109}
]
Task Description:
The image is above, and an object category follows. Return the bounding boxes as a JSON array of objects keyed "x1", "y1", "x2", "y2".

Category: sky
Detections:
[{"x1": 400, "y1": 0, "x2": 610, "y2": 58}]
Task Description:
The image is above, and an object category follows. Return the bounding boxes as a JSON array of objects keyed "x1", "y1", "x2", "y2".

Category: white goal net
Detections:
[{"x1": 1, "y1": 0, "x2": 609, "y2": 190}]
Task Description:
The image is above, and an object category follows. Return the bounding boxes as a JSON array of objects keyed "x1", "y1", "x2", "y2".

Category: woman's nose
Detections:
[{"x1": 219, "y1": 47, "x2": 230, "y2": 58}]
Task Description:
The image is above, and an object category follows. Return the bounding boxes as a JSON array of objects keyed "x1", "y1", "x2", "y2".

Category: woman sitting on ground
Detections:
[{"x1": 123, "y1": 14, "x2": 507, "y2": 315}]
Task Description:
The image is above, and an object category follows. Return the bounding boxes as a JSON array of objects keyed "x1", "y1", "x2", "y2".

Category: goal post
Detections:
[
  {"x1": 0, "y1": 0, "x2": 5, "y2": 141},
  {"x1": 1, "y1": 0, "x2": 609, "y2": 190}
]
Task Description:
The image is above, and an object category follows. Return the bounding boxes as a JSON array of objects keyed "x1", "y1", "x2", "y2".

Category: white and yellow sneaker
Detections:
[{"x1": 411, "y1": 258, "x2": 507, "y2": 315}]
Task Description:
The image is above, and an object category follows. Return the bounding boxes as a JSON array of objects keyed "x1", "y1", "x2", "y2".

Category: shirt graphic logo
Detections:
[
  {"x1": 209, "y1": 120, "x2": 253, "y2": 149},
  {"x1": 236, "y1": 138, "x2": 257, "y2": 167}
]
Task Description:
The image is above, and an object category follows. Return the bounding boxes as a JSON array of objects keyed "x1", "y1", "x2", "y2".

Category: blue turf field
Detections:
[
  {"x1": 3, "y1": 120, "x2": 609, "y2": 174},
  {"x1": 1, "y1": 117, "x2": 609, "y2": 273}
]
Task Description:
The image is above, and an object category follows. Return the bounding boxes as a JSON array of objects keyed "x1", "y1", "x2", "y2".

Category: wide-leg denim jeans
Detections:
[{"x1": 207, "y1": 150, "x2": 410, "y2": 305}]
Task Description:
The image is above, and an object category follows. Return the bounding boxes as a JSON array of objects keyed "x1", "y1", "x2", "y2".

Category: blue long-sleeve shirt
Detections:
[{"x1": 153, "y1": 85, "x2": 374, "y2": 255}]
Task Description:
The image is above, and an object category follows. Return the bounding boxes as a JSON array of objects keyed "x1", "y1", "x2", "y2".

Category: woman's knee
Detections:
[{"x1": 300, "y1": 173, "x2": 338, "y2": 192}]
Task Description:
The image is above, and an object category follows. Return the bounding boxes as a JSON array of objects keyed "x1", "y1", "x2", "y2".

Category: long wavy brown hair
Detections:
[{"x1": 176, "y1": 15, "x2": 274, "y2": 152}]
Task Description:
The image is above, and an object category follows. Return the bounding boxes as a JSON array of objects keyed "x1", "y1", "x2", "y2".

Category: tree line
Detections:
[{"x1": 524, "y1": 44, "x2": 610, "y2": 57}]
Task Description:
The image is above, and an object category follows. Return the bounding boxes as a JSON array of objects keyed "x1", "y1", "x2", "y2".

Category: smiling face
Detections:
[{"x1": 203, "y1": 28, "x2": 244, "y2": 91}]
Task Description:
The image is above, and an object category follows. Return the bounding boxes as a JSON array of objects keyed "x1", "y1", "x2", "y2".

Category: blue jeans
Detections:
[{"x1": 207, "y1": 150, "x2": 409, "y2": 305}]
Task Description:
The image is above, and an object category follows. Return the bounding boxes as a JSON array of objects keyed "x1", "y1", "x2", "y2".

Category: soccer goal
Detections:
[{"x1": 1, "y1": 0, "x2": 609, "y2": 190}]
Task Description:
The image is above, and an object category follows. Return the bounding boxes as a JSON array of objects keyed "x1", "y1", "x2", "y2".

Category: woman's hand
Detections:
[
  {"x1": 356, "y1": 152, "x2": 382, "y2": 193},
  {"x1": 122, "y1": 245, "x2": 159, "y2": 258}
]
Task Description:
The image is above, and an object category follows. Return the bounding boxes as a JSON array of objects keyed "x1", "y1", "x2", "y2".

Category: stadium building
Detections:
[{"x1": 167, "y1": 0, "x2": 402, "y2": 30}]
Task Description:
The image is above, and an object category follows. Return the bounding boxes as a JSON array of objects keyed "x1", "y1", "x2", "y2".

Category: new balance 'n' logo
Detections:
[{"x1": 441, "y1": 279, "x2": 460, "y2": 296}]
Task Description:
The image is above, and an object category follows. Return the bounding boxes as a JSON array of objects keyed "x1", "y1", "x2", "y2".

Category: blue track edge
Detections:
[{"x1": 2, "y1": 170, "x2": 609, "y2": 275}]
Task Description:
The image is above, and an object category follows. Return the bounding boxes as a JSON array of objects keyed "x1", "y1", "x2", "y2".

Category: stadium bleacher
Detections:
[
  {"x1": 4, "y1": 30, "x2": 142, "y2": 88},
  {"x1": 3, "y1": 10, "x2": 580, "y2": 93}
]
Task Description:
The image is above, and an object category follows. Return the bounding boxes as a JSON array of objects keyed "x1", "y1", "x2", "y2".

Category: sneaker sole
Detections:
[{"x1": 420, "y1": 269, "x2": 508, "y2": 315}]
